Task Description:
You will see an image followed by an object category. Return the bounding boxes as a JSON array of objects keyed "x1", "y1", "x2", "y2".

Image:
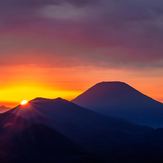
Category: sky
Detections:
[{"x1": 0, "y1": 0, "x2": 163, "y2": 106}]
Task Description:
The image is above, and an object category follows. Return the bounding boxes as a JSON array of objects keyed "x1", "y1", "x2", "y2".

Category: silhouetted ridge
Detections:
[
  {"x1": 1, "y1": 96, "x2": 163, "y2": 162},
  {"x1": 73, "y1": 81, "x2": 163, "y2": 128},
  {"x1": 76, "y1": 81, "x2": 160, "y2": 102},
  {"x1": 31, "y1": 97, "x2": 65, "y2": 103},
  {"x1": 29, "y1": 97, "x2": 80, "y2": 112},
  {"x1": 95, "y1": 81, "x2": 131, "y2": 88}
]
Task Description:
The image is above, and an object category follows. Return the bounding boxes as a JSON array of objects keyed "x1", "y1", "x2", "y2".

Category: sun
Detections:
[{"x1": 20, "y1": 100, "x2": 28, "y2": 106}]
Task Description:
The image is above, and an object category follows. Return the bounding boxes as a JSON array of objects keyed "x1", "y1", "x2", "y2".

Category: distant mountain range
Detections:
[
  {"x1": 73, "y1": 81, "x2": 163, "y2": 128},
  {"x1": 13, "y1": 98, "x2": 151, "y2": 157},
  {"x1": 0, "y1": 81, "x2": 163, "y2": 162}
]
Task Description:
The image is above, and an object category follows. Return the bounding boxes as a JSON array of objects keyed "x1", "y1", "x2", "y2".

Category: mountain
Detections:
[
  {"x1": 72, "y1": 81, "x2": 163, "y2": 128},
  {"x1": 0, "y1": 107, "x2": 95, "y2": 163},
  {"x1": 16, "y1": 98, "x2": 151, "y2": 148},
  {"x1": 1, "y1": 98, "x2": 163, "y2": 162},
  {"x1": 0, "y1": 97, "x2": 155, "y2": 162}
]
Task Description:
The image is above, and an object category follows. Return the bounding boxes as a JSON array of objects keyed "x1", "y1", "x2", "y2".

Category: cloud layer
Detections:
[{"x1": 0, "y1": 0, "x2": 163, "y2": 69}]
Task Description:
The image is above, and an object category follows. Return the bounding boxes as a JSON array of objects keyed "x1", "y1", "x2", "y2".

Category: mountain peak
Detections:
[
  {"x1": 15, "y1": 97, "x2": 83, "y2": 123},
  {"x1": 17, "y1": 97, "x2": 72, "y2": 113},
  {"x1": 93, "y1": 81, "x2": 132, "y2": 90},
  {"x1": 96, "y1": 81, "x2": 128, "y2": 85},
  {"x1": 73, "y1": 81, "x2": 163, "y2": 127},
  {"x1": 30, "y1": 97, "x2": 67, "y2": 104},
  {"x1": 73, "y1": 81, "x2": 160, "y2": 106},
  {"x1": 77, "y1": 81, "x2": 138, "y2": 98},
  {"x1": 24, "y1": 97, "x2": 79, "y2": 113}
]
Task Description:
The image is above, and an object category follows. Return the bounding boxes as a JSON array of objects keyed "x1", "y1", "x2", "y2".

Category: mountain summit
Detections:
[{"x1": 73, "y1": 81, "x2": 163, "y2": 127}]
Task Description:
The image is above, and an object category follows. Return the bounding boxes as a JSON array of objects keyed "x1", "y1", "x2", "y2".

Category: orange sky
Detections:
[{"x1": 0, "y1": 65, "x2": 162, "y2": 107}]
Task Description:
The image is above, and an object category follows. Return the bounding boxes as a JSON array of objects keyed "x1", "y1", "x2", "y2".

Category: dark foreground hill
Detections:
[
  {"x1": 0, "y1": 98, "x2": 163, "y2": 162},
  {"x1": 73, "y1": 81, "x2": 163, "y2": 128},
  {"x1": 0, "y1": 110, "x2": 96, "y2": 163}
]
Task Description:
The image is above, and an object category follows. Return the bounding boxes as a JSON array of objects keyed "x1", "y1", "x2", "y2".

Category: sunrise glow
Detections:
[
  {"x1": 20, "y1": 100, "x2": 28, "y2": 106},
  {"x1": 0, "y1": 66, "x2": 162, "y2": 107}
]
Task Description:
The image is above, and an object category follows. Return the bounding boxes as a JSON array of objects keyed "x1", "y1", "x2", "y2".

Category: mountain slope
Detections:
[
  {"x1": 72, "y1": 82, "x2": 163, "y2": 127},
  {"x1": 0, "y1": 108, "x2": 95, "y2": 163},
  {"x1": 1, "y1": 98, "x2": 163, "y2": 162},
  {"x1": 4, "y1": 98, "x2": 153, "y2": 159}
]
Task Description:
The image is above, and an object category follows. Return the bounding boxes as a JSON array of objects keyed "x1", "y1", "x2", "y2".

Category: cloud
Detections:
[
  {"x1": 0, "y1": 0, "x2": 163, "y2": 69},
  {"x1": 39, "y1": 3, "x2": 91, "y2": 20}
]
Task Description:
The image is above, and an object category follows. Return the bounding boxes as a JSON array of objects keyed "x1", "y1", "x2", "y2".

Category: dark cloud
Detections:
[{"x1": 0, "y1": 0, "x2": 163, "y2": 69}]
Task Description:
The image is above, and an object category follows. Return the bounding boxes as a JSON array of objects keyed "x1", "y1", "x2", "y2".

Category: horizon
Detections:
[{"x1": 1, "y1": 81, "x2": 163, "y2": 108}]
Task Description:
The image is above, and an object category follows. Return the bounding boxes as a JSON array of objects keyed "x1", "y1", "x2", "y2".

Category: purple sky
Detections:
[{"x1": 0, "y1": 0, "x2": 163, "y2": 68}]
